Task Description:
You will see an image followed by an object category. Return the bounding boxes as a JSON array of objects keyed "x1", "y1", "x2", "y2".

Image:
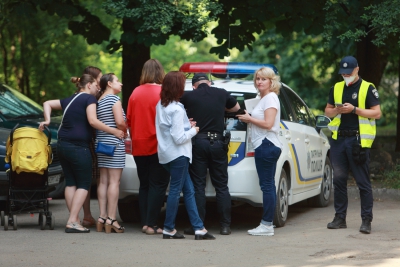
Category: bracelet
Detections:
[{"x1": 352, "y1": 106, "x2": 356, "y2": 114}]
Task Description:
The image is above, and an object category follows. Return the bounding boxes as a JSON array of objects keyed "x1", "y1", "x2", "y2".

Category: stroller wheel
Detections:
[
  {"x1": 40, "y1": 214, "x2": 46, "y2": 230},
  {"x1": 1, "y1": 211, "x2": 4, "y2": 226},
  {"x1": 49, "y1": 215, "x2": 55, "y2": 230},
  {"x1": 13, "y1": 215, "x2": 17, "y2": 230},
  {"x1": 38, "y1": 213, "x2": 43, "y2": 226},
  {"x1": 4, "y1": 215, "x2": 8, "y2": 231}
]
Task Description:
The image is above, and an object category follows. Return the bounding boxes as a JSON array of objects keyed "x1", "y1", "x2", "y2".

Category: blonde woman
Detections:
[{"x1": 236, "y1": 67, "x2": 283, "y2": 236}]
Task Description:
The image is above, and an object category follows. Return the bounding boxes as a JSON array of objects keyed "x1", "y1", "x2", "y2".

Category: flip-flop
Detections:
[
  {"x1": 65, "y1": 222, "x2": 90, "y2": 233},
  {"x1": 145, "y1": 226, "x2": 163, "y2": 235}
]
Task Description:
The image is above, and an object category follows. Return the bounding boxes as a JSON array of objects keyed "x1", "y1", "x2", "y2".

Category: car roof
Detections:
[{"x1": 184, "y1": 79, "x2": 291, "y2": 95}]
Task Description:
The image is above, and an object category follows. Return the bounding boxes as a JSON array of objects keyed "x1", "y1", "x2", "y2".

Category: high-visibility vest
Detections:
[{"x1": 328, "y1": 80, "x2": 376, "y2": 148}]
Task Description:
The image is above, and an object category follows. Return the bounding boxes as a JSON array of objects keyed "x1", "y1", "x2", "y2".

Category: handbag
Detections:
[
  {"x1": 95, "y1": 141, "x2": 117, "y2": 157},
  {"x1": 95, "y1": 139, "x2": 123, "y2": 157}
]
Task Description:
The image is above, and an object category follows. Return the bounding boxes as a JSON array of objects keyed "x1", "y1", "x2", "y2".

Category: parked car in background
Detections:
[
  {"x1": 118, "y1": 62, "x2": 333, "y2": 227},
  {"x1": 0, "y1": 83, "x2": 65, "y2": 198},
  {"x1": 0, "y1": 127, "x2": 64, "y2": 202}
]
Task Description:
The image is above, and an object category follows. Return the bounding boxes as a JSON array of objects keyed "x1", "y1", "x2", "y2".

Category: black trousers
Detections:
[
  {"x1": 330, "y1": 135, "x2": 373, "y2": 221},
  {"x1": 189, "y1": 138, "x2": 231, "y2": 227},
  {"x1": 134, "y1": 153, "x2": 170, "y2": 227}
]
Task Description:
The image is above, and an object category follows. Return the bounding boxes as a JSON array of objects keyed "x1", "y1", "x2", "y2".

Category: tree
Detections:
[{"x1": 102, "y1": 0, "x2": 223, "y2": 108}]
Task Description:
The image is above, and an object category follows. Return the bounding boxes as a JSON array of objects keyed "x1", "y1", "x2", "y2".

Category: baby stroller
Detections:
[{"x1": 0, "y1": 125, "x2": 55, "y2": 230}]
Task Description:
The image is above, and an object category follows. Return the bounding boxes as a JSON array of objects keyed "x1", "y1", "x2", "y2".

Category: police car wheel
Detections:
[
  {"x1": 308, "y1": 156, "x2": 333, "y2": 207},
  {"x1": 274, "y1": 168, "x2": 289, "y2": 228}
]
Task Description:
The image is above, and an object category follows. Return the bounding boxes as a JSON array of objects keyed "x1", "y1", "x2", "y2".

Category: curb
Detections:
[{"x1": 347, "y1": 186, "x2": 400, "y2": 201}]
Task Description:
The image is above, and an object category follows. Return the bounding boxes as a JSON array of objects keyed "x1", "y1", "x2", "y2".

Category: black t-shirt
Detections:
[
  {"x1": 180, "y1": 83, "x2": 237, "y2": 135},
  {"x1": 59, "y1": 93, "x2": 97, "y2": 143},
  {"x1": 328, "y1": 78, "x2": 380, "y2": 130}
]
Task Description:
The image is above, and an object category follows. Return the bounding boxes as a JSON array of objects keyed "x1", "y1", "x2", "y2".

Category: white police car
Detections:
[{"x1": 118, "y1": 62, "x2": 332, "y2": 227}]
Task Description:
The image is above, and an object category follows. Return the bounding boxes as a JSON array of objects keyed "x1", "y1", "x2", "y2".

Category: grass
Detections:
[
  {"x1": 381, "y1": 165, "x2": 400, "y2": 189},
  {"x1": 376, "y1": 125, "x2": 397, "y2": 136}
]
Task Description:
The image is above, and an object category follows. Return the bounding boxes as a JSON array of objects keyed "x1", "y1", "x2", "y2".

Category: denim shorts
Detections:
[{"x1": 57, "y1": 140, "x2": 92, "y2": 190}]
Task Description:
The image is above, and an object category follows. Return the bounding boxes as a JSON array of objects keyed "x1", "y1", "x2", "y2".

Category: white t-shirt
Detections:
[{"x1": 250, "y1": 92, "x2": 282, "y2": 150}]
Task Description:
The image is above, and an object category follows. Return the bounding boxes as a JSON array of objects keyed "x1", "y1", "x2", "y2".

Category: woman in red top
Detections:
[{"x1": 126, "y1": 59, "x2": 170, "y2": 234}]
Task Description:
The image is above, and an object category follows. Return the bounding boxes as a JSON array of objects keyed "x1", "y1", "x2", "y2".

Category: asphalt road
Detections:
[{"x1": 1, "y1": 195, "x2": 400, "y2": 267}]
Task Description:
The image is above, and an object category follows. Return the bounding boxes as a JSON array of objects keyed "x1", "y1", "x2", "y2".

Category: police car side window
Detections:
[
  {"x1": 278, "y1": 95, "x2": 290, "y2": 121},
  {"x1": 283, "y1": 87, "x2": 312, "y2": 126}
]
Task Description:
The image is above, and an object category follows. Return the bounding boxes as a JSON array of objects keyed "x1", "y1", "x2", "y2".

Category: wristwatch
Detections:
[{"x1": 352, "y1": 106, "x2": 356, "y2": 114}]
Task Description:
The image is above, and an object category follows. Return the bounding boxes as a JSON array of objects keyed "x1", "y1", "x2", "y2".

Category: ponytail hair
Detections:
[{"x1": 70, "y1": 74, "x2": 95, "y2": 93}]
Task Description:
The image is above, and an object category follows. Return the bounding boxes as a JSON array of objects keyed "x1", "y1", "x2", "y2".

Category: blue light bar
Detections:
[{"x1": 226, "y1": 63, "x2": 279, "y2": 75}]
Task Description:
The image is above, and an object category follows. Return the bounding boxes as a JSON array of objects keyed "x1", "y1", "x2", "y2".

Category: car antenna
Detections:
[{"x1": 226, "y1": 28, "x2": 231, "y2": 80}]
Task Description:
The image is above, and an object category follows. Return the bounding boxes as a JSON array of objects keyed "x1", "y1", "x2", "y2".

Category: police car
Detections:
[{"x1": 118, "y1": 62, "x2": 332, "y2": 227}]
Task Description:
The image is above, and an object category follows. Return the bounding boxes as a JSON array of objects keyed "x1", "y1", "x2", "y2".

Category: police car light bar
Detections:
[{"x1": 179, "y1": 62, "x2": 279, "y2": 75}]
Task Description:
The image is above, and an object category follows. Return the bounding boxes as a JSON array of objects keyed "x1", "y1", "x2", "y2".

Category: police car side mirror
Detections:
[{"x1": 315, "y1": 115, "x2": 331, "y2": 134}]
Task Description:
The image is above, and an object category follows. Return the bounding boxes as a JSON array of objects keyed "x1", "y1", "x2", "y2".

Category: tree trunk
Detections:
[
  {"x1": 0, "y1": 28, "x2": 9, "y2": 84},
  {"x1": 356, "y1": 37, "x2": 387, "y2": 87},
  {"x1": 121, "y1": 19, "x2": 151, "y2": 111},
  {"x1": 396, "y1": 56, "x2": 400, "y2": 152}
]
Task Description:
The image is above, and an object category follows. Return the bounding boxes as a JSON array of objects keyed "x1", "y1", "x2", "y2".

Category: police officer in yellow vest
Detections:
[{"x1": 325, "y1": 56, "x2": 381, "y2": 234}]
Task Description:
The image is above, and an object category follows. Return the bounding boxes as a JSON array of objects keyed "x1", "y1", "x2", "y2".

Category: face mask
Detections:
[{"x1": 342, "y1": 75, "x2": 356, "y2": 86}]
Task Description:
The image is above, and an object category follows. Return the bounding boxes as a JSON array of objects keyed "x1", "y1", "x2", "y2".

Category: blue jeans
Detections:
[
  {"x1": 57, "y1": 139, "x2": 92, "y2": 190},
  {"x1": 254, "y1": 138, "x2": 282, "y2": 224},
  {"x1": 162, "y1": 156, "x2": 204, "y2": 232}
]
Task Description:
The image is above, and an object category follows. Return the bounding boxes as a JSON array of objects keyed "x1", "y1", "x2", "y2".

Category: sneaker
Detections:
[
  {"x1": 359, "y1": 219, "x2": 371, "y2": 234},
  {"x1": 247, "y1": 224, "x2": 274, "y2": 236},
  {"x1": 327, "y1": 216, "x2": 347, "y2": 229}
]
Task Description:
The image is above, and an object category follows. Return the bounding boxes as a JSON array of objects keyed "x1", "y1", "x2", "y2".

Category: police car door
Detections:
[{"x1": 281, "y1": 87, "x2": 323, "y2": 195}]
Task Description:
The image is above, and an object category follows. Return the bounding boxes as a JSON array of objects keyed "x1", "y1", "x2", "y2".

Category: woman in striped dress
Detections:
[{"x1": 96, "y1": 73, "x2": 127, "y2": 233}]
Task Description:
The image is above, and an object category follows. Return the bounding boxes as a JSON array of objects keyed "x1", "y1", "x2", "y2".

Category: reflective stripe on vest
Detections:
[{"x1": 327, "y1": 80, "x2": 376, "y2": 148}]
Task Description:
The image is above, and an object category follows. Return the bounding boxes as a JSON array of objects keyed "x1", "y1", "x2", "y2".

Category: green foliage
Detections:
[
  {"x1": 0, "y1": 0, "x2": 122, "y2": 104},
  {"x1": 382, "y1": 164, "x2": 400, "y2": 189},
  {"x1": 337, "y1": 0, "x2": 400, "y2": 46},
  {"x1": 151, "y1": 33, "x2": 223, "y2": 72},
  {"x1": 102, "y1": 0, "x2": 223, "y2": 47}
]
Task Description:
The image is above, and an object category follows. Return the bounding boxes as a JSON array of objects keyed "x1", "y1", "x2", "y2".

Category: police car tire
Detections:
[
  {"x1": 308, "y1": 157, "x2": 333, "y2": 207},
  {"x1": 273, "y1": 168, "x2": 289, "y2": 228}
]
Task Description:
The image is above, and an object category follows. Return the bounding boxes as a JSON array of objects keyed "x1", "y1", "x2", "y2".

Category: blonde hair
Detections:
[{"x1": 253, "y1": 67, "x2": 281, "y2": 95}]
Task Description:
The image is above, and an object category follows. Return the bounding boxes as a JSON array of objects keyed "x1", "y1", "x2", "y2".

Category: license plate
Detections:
[{"x1": 48, "y1": 174, "x2": 61, "y2": 185}]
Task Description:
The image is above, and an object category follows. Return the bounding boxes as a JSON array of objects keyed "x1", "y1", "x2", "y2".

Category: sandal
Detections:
[
  {"x1": 142, "y1": 225, "x2": 148, "y2": 233},
  {"x1": 96, "y1": 217, "x2": 107, "y2": 232},
  {"x1": 145, "y1": 226, "x2": 163, "y2": 235},
  {"x1": 105, "y1": 217, "x2": 125, "y2": 233},
  {"x1": 65, "y1": 222, "x2": 90, "y2": 233},
  {"x1": 82, "y1": 217, "x2": 96, "y2": 227}
]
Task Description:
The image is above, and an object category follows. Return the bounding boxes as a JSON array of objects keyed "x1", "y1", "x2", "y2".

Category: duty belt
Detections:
[
  {"x1": 195, "y1": 132, "x2": 224, "y2": 145},
  {"x1": 337, "y1": 130, "x2": 359, "y2": 137}
]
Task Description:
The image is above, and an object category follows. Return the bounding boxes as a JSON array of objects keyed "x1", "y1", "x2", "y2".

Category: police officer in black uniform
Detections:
[
  {"x1": 325, "y1": 56, "x2": 381, "y2": 234},
  {"x1": 181, "y1": 73, "x2": 240, "y2": 235}
]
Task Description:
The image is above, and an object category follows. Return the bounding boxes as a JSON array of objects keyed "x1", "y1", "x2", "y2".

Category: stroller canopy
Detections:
[{"x1": 5, "y1": 127, "x2": 52, "y2": 175}]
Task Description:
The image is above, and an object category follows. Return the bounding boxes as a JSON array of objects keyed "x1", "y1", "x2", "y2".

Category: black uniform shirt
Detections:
[
  {"x1": 328, "y1": 78, "x2": 380, "y2": 130},
  {"x1": 180, "y1": 83, "x2": 237, "y2": 135}
]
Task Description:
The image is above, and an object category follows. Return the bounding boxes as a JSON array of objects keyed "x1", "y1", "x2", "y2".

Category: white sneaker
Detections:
[{"x1": 248, "y1": 224, "x2": 274, "y2": 236}]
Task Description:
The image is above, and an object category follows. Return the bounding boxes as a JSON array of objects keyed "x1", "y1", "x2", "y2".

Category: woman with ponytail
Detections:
[{"x1": 39, "y1": 74, "x2": 124, "y2": 233}]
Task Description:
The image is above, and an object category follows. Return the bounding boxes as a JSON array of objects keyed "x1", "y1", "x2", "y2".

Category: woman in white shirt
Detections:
[
  {"x1": 237, "y1": 67, "x2": 283, "y2": 236},
  {"x1": 156, "y1": 71, "x2": 215, "y2": 240}
]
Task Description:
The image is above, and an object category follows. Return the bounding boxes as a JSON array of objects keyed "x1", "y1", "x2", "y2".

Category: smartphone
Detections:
[
  {"x1": 236, "y1": 108, "x2": 246, "y2": 115},
  {"x1": 335, "y1": 103, "x2": 344, "y2": 107}
]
